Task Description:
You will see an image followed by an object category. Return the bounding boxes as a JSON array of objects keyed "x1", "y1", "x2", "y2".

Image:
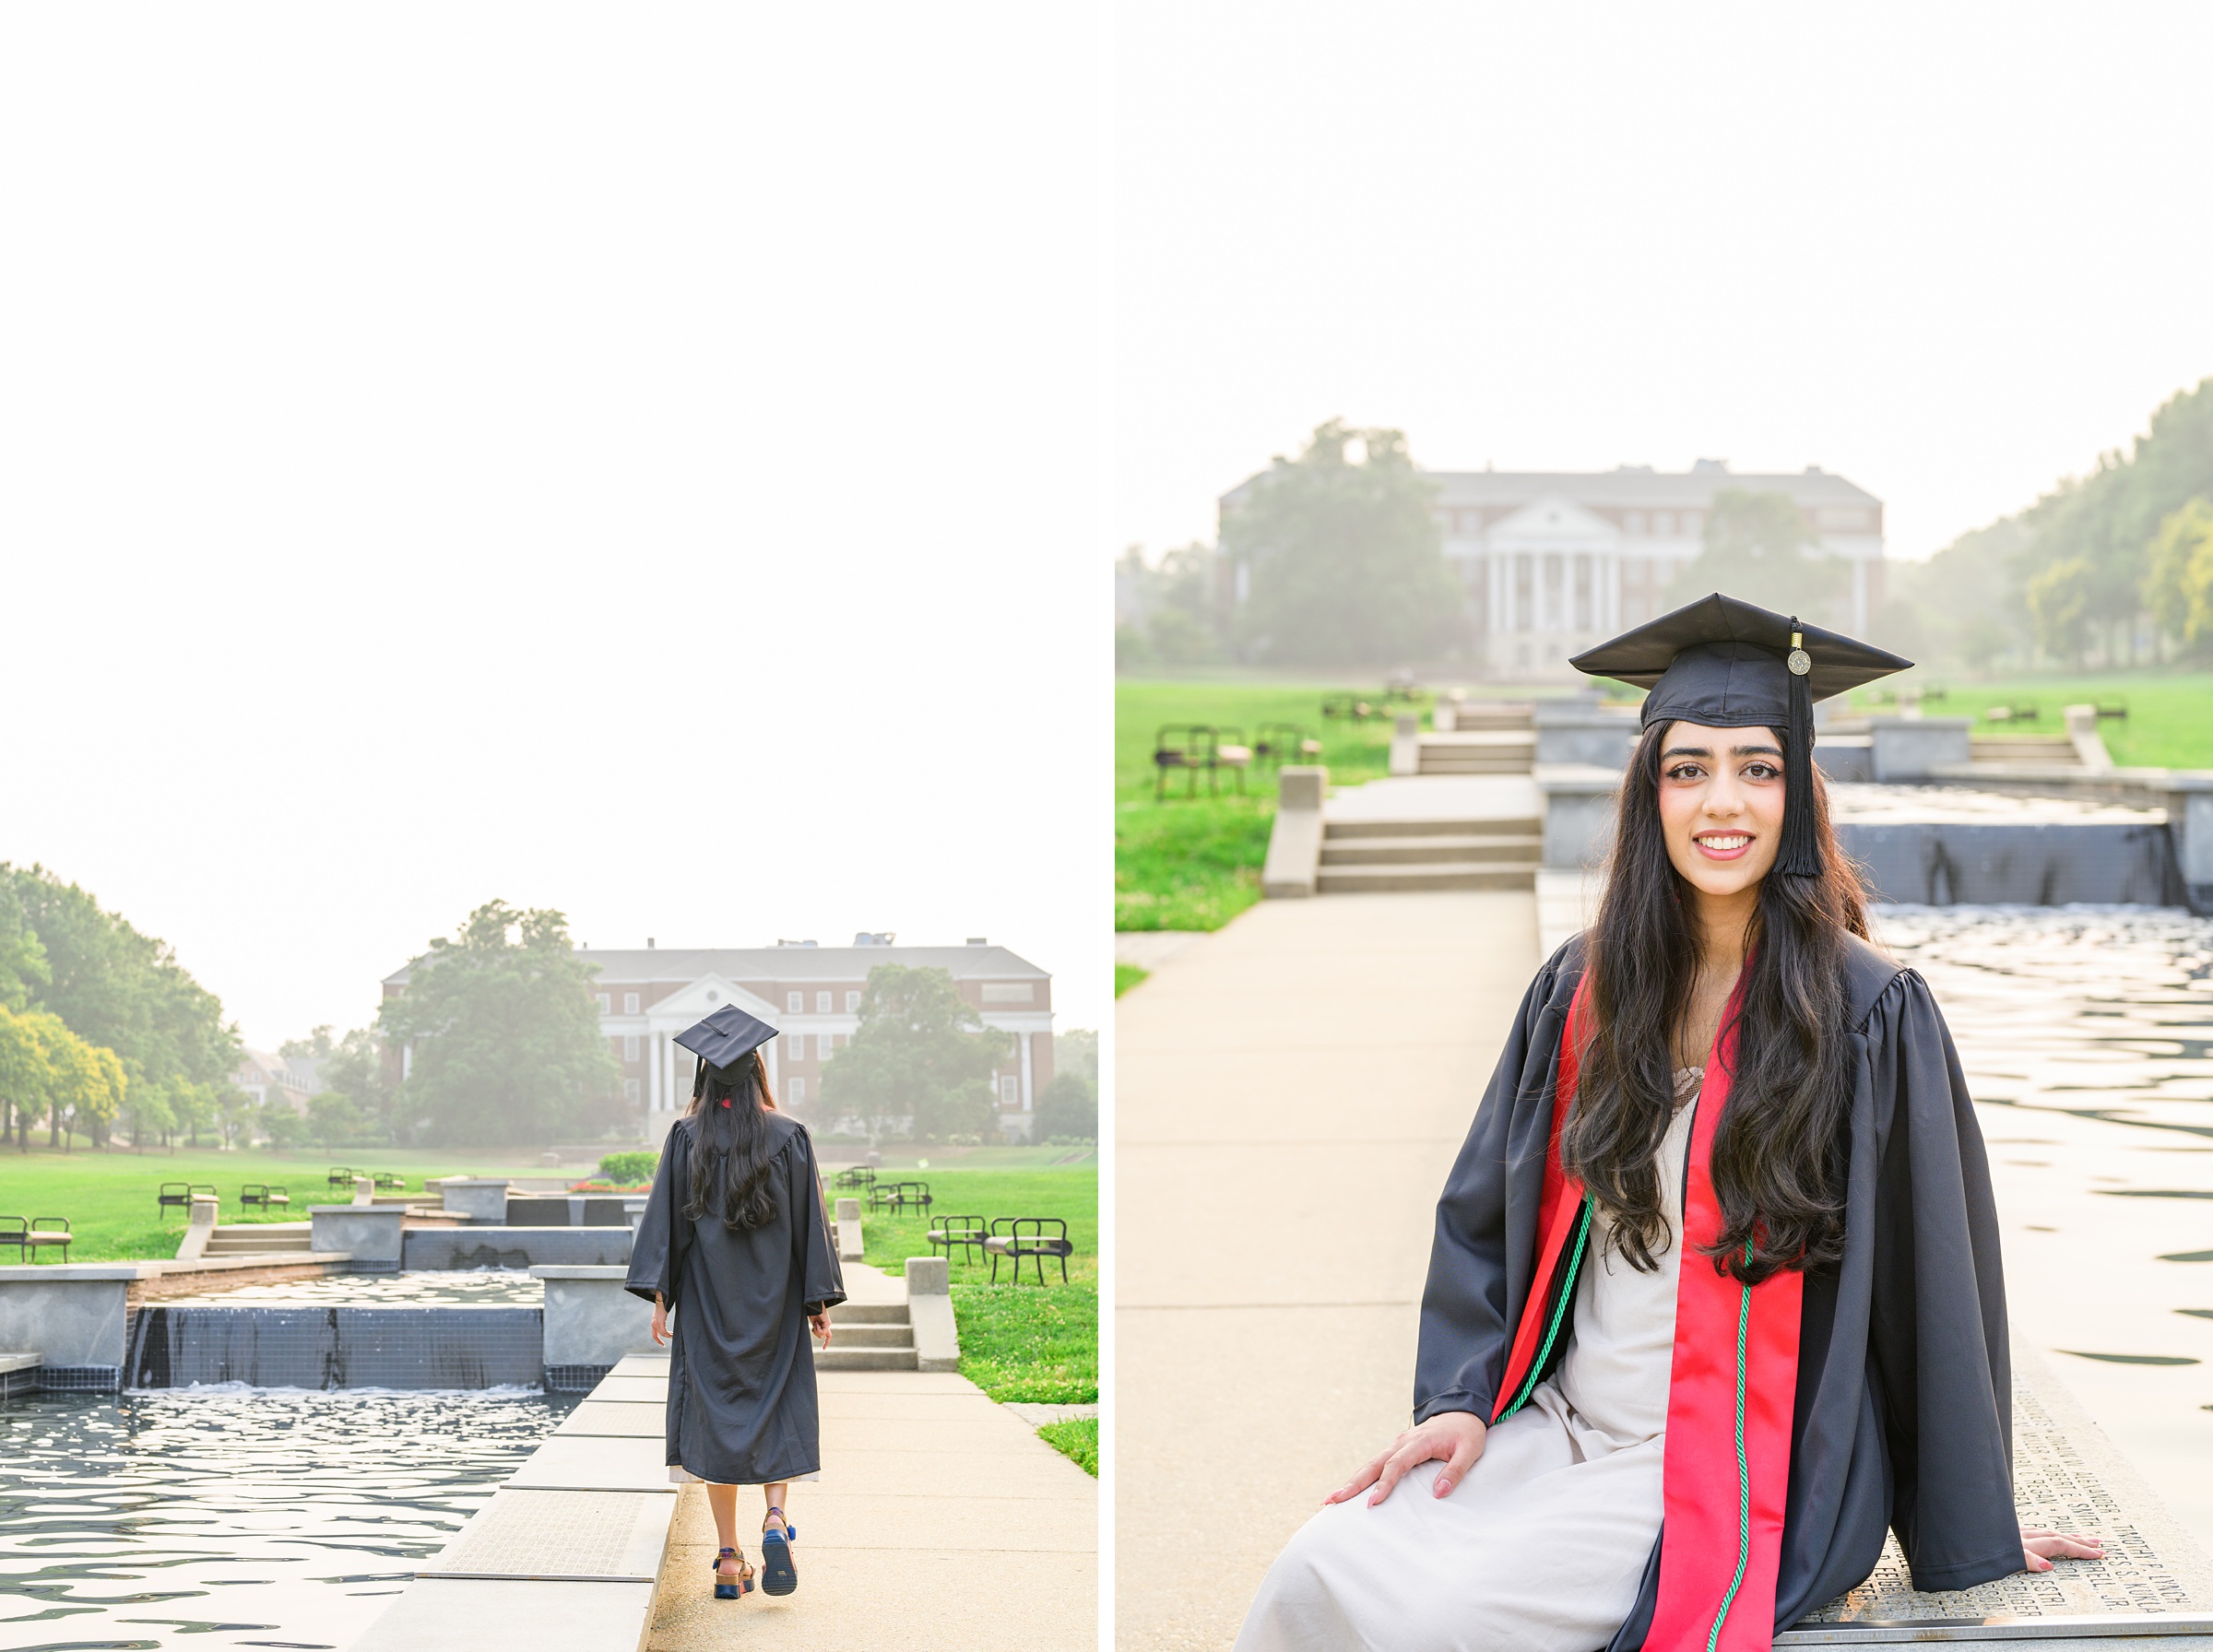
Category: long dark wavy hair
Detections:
[
  {"x1": 1559, "y1": 718, "x2": 1870, "y2": 1284},
  {"x1": 682, "y1": 1050, "x2": 781, "y2": 1233}
]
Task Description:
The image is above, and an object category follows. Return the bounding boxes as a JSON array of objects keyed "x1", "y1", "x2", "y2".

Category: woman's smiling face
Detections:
[{"x1": 1655, "y1": 720, "x2": 1786, "y2": 898}]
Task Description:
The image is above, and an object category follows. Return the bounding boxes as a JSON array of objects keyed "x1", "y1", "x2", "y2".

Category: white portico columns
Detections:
[{"x1": 1019, "y1": 1032, "x2": 1034, "y2": 1112}]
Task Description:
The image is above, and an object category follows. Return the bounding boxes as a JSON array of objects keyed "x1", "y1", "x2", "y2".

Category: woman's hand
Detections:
[
  {"x1": 1326, "y1": 1411, "x2": 1489, "y2": 1507},
  {"x1": 2023, "y1": 1526, "x2": 2103, "y2": 1573},
  {"x1": 650, "y1": 1293, "x2": 669, "y2": 1347},
  {"x1": 810, "y1": 1311, "x2": 833, "y2": 1349}
]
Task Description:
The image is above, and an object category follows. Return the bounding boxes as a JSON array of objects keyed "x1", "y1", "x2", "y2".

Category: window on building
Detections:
[
  {"x1": 845, "y1": 990, "x2": 861, "y2": 1012},
  {"x1": 1654, "y1": 511, "x2": 1674, "y2": 536},
  {"x1": 623, "y1": 1035, "x2": 640, "y2": 1062},
  {"x1": 788, "y1": 1033, "x2": 807, "y2": 1062},
  {"x1": 787, "y1": 991, "x2": 803, "y2": 1012},
  {"x1": 622, "y1": 993, "x2": 640, "y2": 1015},
  {"x1": 1682, "y1": 512, "x2": 1701, "y2": 538},
  {"x1": 789, "y1": 1077, "x2": 806, "y2": 1106},
  {"x1": 1000, "y1": 1075, "x2": 1019, "y2": 1110},
  {"x1": 1625, "y1": 511, "x2": 1645, "y2": 535},
  {"x1": 815, "y1": 990, "x2": 833, "y2": 1013},
  {"x1": 623, "y1": 1079, "x2": 640, "y2": 1106},
  {"x1": 596, "y1": 993, "x2": 611, "y2": 1014}
]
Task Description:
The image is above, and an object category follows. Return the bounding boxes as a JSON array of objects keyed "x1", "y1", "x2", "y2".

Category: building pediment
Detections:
[
  {"x1": 1485, "y1": 496, "x2": 1621, "y2": 551},
  {"x1": 642, "y1": 974, "x2": 782, "y2": 1028}
]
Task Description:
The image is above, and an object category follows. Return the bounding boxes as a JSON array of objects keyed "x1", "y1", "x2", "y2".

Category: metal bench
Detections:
[
  {"x1": 832, "y1": 1167, "x2": 876, "y2": 1191},
  {"x1": 928, "y1": 1214, "x2": 988, "y2": 1264},
  {"x1": 241, "y1": 1183, "x2": 291, "y2": 1210},
  {"x1": 1154, "y1": 725, "x2": 1216, "y2": 800},
  {"x1": 372, "y1": 1172, "x2": 406, "y2": 1191},
  {"x1": 984, "y1": 1216, "x2": 1073, "y2": 1285},
  {"x1": 327, "y1": 1165, "x2": 356, "y2": 1189},
  {"x1": 158, "y1": 1182, "x2": 193, "y2": 1216},
  {"x1": 0, "y1": 1217, "x2": 23, "y2": 1264},
  {"x1": 886, "y1": 1180, "x2": 932, "y2": 1216},
  {"x1": 1254, "y1": 722, "x2": 1321, "y2": 767},
  {"x1": 24, "y1": 1218, "x2": 70, "y2": 1262}
]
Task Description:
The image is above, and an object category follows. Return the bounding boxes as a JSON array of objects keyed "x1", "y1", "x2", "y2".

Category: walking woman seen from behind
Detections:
[
  {"x1": 1236, "y1": 596, "x2": 2103, "y2": 1652},
  {"x1": 627, "y1": 1005, "x2": 845, "y2": 1604}
]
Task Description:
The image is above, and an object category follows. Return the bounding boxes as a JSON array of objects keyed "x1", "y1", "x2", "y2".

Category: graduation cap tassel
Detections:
[{"x1": 1778, "y1": 620, "x2": 1822, "y2": 879}]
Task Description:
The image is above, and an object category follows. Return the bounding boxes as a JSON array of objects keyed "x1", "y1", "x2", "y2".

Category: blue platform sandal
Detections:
[
  {"x1": 759, "y1": 1507, "x2": 799, "y2": 1597},
  {"x1": 711, "y1": 1545, "x2": 754, "y2": 1600}
]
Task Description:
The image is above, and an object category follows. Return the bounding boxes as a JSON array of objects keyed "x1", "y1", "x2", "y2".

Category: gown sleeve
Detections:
[
  {"x1": 787, "y1": 1123, "x2": 847, "y2": 1316},
  {"x1": 1863, "y1": 969, "x2": 2019, "y2": 1592},
  {"x1": 624, "y1": 1124, "x2": 690, "y2": 1304},
  {"x1": 1414, "y1": 946, "x2": 1571, "y2": 1424}
]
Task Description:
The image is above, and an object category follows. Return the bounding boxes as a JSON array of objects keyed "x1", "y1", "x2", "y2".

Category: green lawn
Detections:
[
  {"x1": 0, "y1": 1145, "x2": 571, "y2": 1261},
  {"x1": 1037, "y1": 1416, "x2": 1098, "y2": 1477},
  {"x1": 1116, "y1": 964, "x2": 1149, "y2": 997},
  {"x1": 1117, "y1": 679, "x2": 1399, "y2": 932},
  {"x1": 1846, "y1": 669, "x2": 2213, "y2": 769},
  {"x1": 850, "y1": 1162, "x2": 1097, "y2": 1470}
]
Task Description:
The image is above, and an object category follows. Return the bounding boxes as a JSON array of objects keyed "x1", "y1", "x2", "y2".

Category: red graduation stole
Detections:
[{"x1": 1490, "y1": 974, "x2": 1805, "y2": 1652}]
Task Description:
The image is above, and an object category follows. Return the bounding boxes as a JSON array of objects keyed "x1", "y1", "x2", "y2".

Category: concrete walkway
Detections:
[
  {"x1": 646, "y1": 1367, "x2": 1096, "y2": 1650},
  {"x1": 1116, "y1": 889, "x2": 1541, "y2": 1651}
]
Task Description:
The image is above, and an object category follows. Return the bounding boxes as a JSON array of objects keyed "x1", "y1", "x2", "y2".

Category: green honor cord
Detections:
[
  {"x1": 1705, "y1": 1245, "x2": 1756, "y2": 1652},
  {"x1": 1497, "y1": 1199, "x2": 1592, "y2": 1423}
]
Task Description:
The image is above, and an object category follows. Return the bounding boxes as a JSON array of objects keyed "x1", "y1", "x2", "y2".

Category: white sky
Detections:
[
  {"x1": 1113, "y1": 2, "x2": 2213, "y2": 565},
  {"x1": 0, "y1": 6, "x2": 1107, "y2": 1050}
]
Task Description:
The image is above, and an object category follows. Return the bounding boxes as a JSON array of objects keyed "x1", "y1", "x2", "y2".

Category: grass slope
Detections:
[
  {"x1": 1037, "y1": 1417, "x2": 1098, "y2": 1477},
  {"x1": 0, "y1": 1146, "x2": 571, "y2": 1261},
  {"x1": 1849, "y1": 670, "x2": 2213, "y2": 769},
  {"x1": 853, "y1": 1164, "x2": 1097, "y2": 1413},
  {"x1": 1117, "y1": 679, "x2": 1395, "y2": 932}
]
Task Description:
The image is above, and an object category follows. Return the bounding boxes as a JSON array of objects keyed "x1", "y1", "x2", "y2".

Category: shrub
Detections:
[{"x1": 598, "y1": 1150, "x2": 659, "y2": 1185}]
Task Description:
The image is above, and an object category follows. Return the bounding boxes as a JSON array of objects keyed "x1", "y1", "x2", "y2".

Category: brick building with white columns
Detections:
[{"x1": 1218, "y1": 458, "x2": 1886, "y2": 680}]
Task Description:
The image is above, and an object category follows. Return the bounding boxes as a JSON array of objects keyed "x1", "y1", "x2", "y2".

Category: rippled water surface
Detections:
[
  {"x1": 1873, "y1": 904, "x2": 2213, "y2": 1541},
  {"x1": 0, "y1": 1386, "x2": 573, "y2": 1652},
  {"x1": 157, "y1": 1270, "x2": 544, "y2": 1307}
]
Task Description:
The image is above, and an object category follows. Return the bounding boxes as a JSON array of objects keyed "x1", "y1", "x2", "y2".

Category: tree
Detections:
[
  {"x1": 318, "y1": 1026, "x2": 399, "y2": 1143},
  {"x1": 0, "y1": 865, "x2": 241, "y2": 1132},
  {"x1": 2144, "y1": 498, "x2": 2213, "y2": 654},
  {"x1": 1053, "y1": 1028, "x2": 1097, "y2": 1087},
  {"x1": 280, "y1": 1026, "x2": 336, "y2": 1060},
  {"x1": 818, "y1": 964, "x2": 1012, "y2": 1145},
  {"x1": 1033, "y1": 1071, "x2": 1096, "y2": 1141},
  {"x1": 308, "y1": 1092, "x2": 365, "y2": 1151},
  {"x1": 0, "y1": 1005, "x2": 53, "y2": 1152},
  {"x1": 0, "y1": 881, "x2": 49, "y2": 1015},
  {"x1": 1667, "y1": 490, "x2": 1850, "y2": 621},
  {"x1": 2027, "y1": 556, "x2": 2097, "y2": 667},
  {"x1": 120, "y1": 1077, "x2": 176, "y2": 1152},
  {"x1": 1223, "y1": 420, "x2": 1462, "y2": 667},
  {"x1": 378, "y1": 901, "x2": 621, "y2": 1147}
]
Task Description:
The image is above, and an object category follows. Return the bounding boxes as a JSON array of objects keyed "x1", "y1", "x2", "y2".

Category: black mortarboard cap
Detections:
[
  {"x1": 1568, "y1": 593, "x2": 1911, "y2": 878},
  {"x1": 673, "y1": 1004, "x2": 779, "y2": 1083}
]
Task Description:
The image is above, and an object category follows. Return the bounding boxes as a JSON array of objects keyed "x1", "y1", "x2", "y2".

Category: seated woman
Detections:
[{"x1": 1236, "y1": 596, "x2": 2101, "y2": 1652}]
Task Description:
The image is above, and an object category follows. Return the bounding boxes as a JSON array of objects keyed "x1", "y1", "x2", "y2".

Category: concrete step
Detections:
[
  {"x1": 206, "y1": 1229, "x2": 314, "y2": 1254},
  {"x1": 1323, "y1": 816, "x2": 1539, "y2": 839},
  {"x1": 828, "y1": 1302, "x2": 907, "y2": 1324},
  {"x1": 1419, "y1": 755, "x2": 1536, "y2": 775},
  {"x1": 1437, "y1": 714, "x2": 1533, "y2": 732},
  {"x1": 814, "y1": 1345, "x2": 920, "y2": 1372},
  {"x1": 1317, "y1": 862, "x2": 1538, "y2": 893},
  {"x1": 1320, "y1": 833, "x2": 1542, "y2": 867},
  {"x1": 832, "y1": 1324, "x2": 914, "y2": 1349},
  {"x1": 1972, "y1": 737, "x2": 2077, "y2": 762}
]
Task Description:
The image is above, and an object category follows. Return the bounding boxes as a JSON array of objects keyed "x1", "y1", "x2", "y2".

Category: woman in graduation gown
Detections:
[
  {"x1": 1236, "y1": 596, "x2": 2101, "y2": 1652},
  {"x1": 627, "y1": 1005, "x2": 846, "y2": 1603}
]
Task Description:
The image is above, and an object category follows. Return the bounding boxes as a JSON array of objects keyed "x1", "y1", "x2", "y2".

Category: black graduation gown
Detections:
[
  {"x1": 1415, "y1": 932, "x2": 2019, "y2": 1646},
  {"x1": 625, "y1": 1112, "x2": 847, "y2": 1484}
]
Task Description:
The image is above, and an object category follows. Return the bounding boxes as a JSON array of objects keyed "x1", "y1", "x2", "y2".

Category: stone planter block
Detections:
[
  {"x1": 310, "y1": 1206, "x2": 407, "y2": 1270},
  {"x1": 1870, "y1": 716, "x2": 1971, "y2": 782},
  {"x1": 439, "y1": 1178, "x2": 513, "y2": 1224},
  {"x1": 905, "y1": 1256, "x2": 959, "y2": 1375},
  {"x1": 532, "y1": 1266, "x2": 656, "y2": 1369}
]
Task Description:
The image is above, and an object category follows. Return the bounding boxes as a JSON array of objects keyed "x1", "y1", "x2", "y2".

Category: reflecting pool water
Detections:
[
  {"x1": 1873, "y1": 903, "x2": 2213, "y2": 1544},
  {"x1": 157, "y1": 1270, "x2": 544, "y2": 1307},
  {"x1": 0, "y1": 1386, "x2": 574, "y2": 1652}
]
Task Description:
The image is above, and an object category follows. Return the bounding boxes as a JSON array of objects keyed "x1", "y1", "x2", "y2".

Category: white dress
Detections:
[{"x1": 1235, "y1": 1070, "x2": 1703, "y2": 1652}]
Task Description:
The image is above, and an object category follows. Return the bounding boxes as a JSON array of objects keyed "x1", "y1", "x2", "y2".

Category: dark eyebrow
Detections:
[{"x1": 1662, "y1": 743, "x2": 1783, "y2": 761}]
